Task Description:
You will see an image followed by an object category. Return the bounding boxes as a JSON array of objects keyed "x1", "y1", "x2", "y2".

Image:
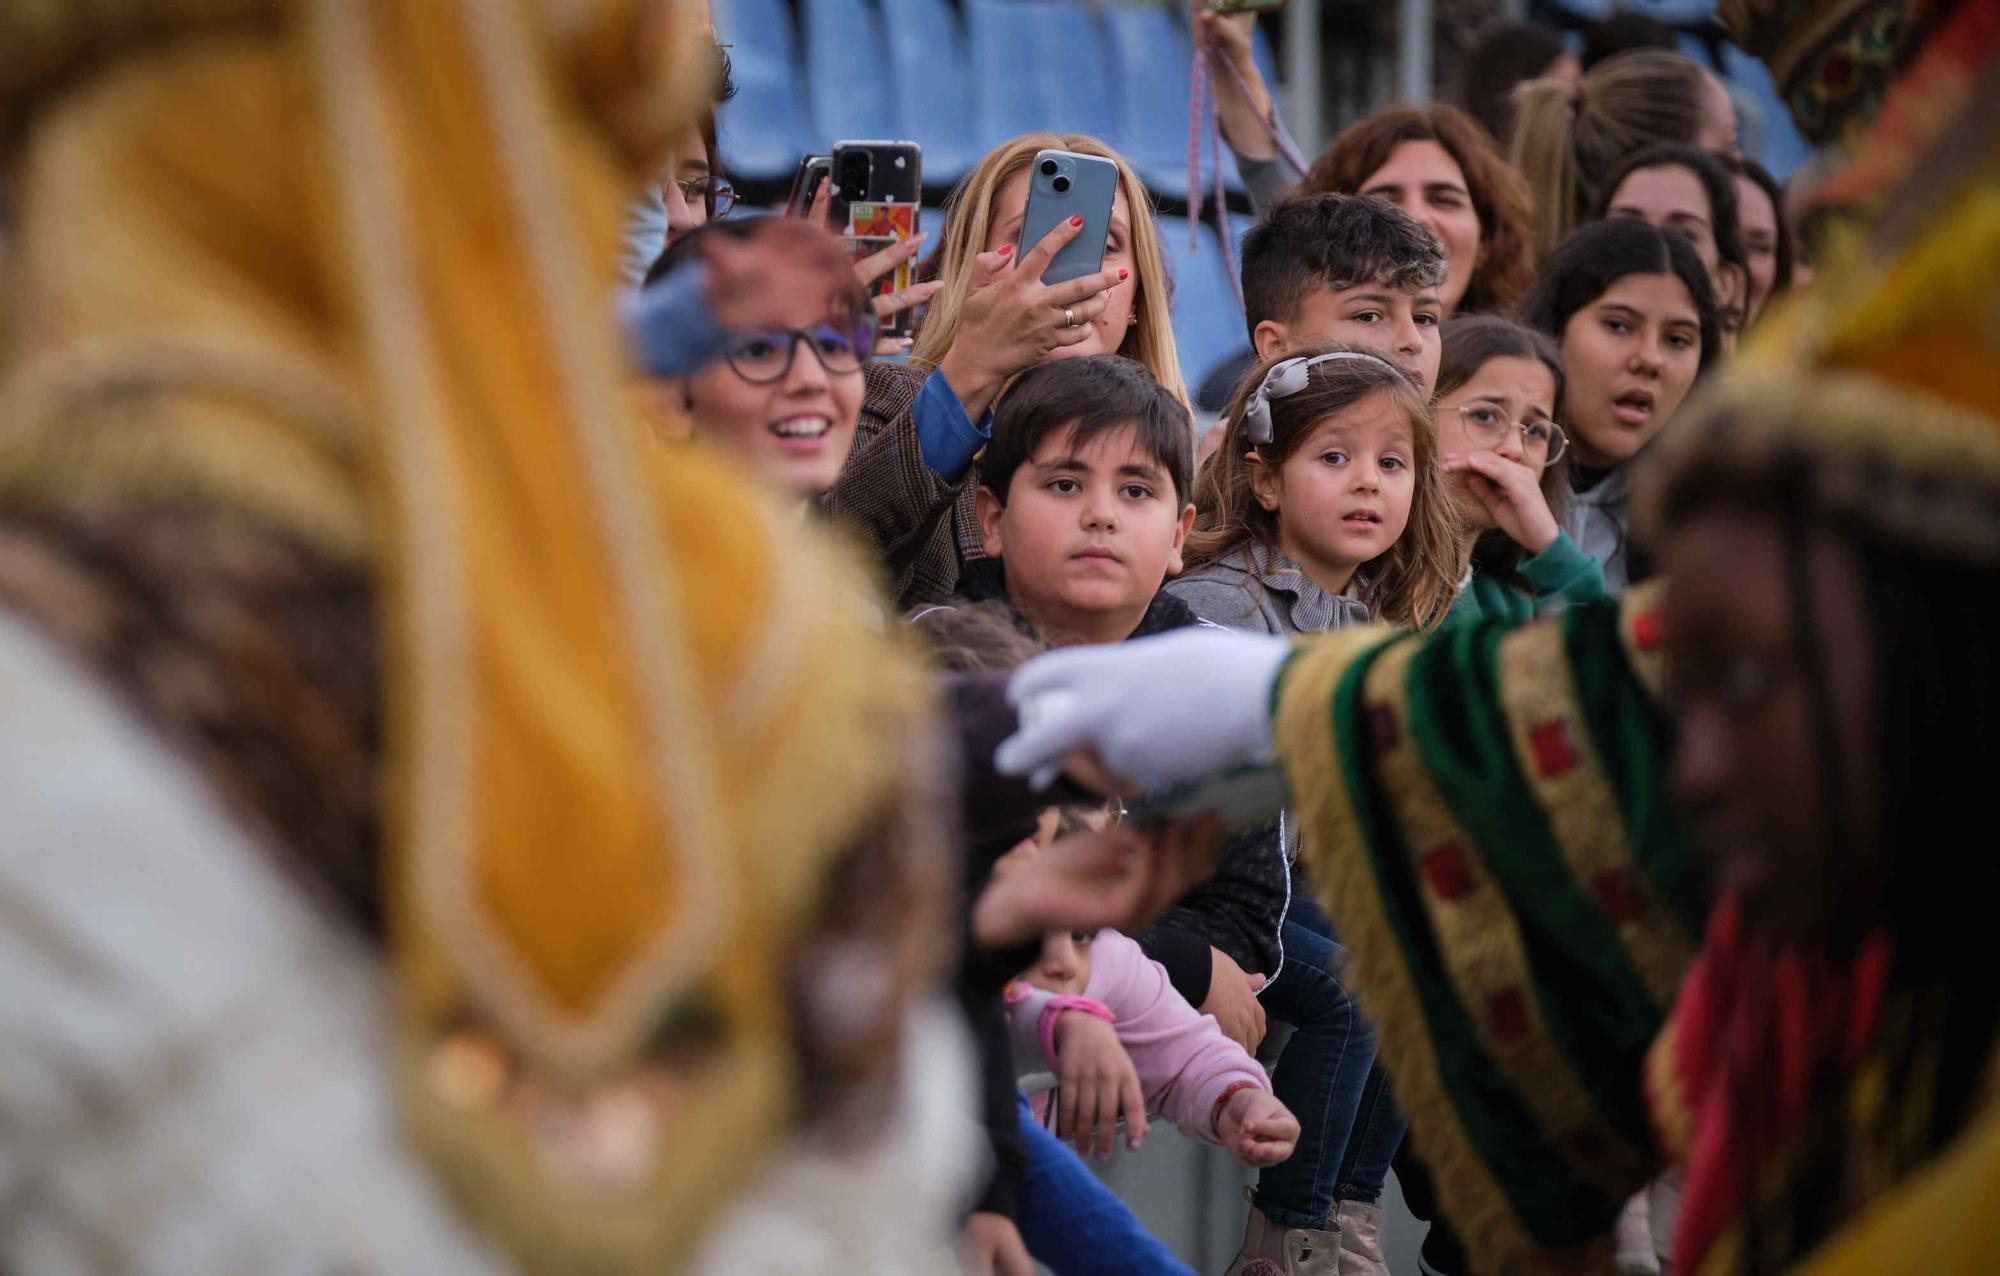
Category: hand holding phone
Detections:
[
  {"x1": 787, "y1": 153, "x2": 830, "y2": 218},
  {"x1": 932, "y1": 216, "x2": 1128, "y2": 422}
]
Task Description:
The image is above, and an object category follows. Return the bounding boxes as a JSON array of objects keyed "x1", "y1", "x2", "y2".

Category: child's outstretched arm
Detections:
[
  {"x1": 1086, "y1": 931, "x2": 1274, "y2": 1153},
  {"x1": 1004, "y1": 983, "x2": 1150, "y2": 1160}
]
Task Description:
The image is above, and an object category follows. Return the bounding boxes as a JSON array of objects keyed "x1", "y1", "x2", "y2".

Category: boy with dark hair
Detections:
[
  {"x1": 927, "y1": 350, "x2": 1285, "y2": 1062},
  {"x1": 1239, "y1": 192, "x2": 1449, "y2": 392},
  {"x1": 925, "y1": 354, "x2": 1288, "y2": 1276},
  {"x1": 959, "y1": 355, "x2": 1199, "y2": 646}
]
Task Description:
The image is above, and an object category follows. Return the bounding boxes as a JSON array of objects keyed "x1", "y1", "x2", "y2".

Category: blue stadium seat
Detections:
[
  {"x1": 712, "y1": 0, "x2": 814, "y2": 180},
  {"x1": 1096, "y1": 3, "x2": 1245, "y2": 196},
  {"x1": 1156, "y1": 214, "x2": 1249, "y2": 394},
  {"x1": 966, "y1": 0, "x2": 1118, "y2": 147},
  {"x1": 879, "y1": 0, "x2": 980, "y2": 184},
  {"x1": 803, "y1": 0, "x2": 897, "y2": 144}
]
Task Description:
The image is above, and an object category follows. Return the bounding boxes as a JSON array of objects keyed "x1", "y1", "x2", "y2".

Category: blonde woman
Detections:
[
  {"x1": 1510, "y1": 49, "x2": 1739, "y2": 259},
  {"x1": 824, "y1": 133, "x2": 1188, "y2": 608}
]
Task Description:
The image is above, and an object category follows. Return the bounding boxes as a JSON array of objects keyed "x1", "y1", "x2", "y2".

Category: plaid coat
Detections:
[{"x1": 821, "y1": 361, "x2": 987, "y2": 609}]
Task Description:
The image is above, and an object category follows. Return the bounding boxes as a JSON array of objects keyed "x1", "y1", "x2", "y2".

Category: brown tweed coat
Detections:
[{"x1": 821, "y1": 360, "x2": 988, "y2": 609}]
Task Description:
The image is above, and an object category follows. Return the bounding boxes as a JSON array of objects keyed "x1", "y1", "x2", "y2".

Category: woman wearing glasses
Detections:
[
  {"x1": 1435, "y1": 315, "x2": 1608, "y2": 625},
  {"x1": 621, "y1": 37, "x2": 738, "y2": 282},
  {"x1": 637, "y1": 217, "x2": 876, "y2": 502}
]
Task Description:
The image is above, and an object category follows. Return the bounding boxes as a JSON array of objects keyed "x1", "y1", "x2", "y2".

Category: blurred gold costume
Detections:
[{"x1": 0, "y1": 2, "x2": 961, "y2": 1273}]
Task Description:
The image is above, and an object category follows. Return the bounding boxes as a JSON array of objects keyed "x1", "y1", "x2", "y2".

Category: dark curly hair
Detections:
[
  {"x1": 1299, "y1": 104, "x2": 1537, "y2": 317},
  {"x1": 1240, "y1": 192, "x2": 1448, "y2": 340}
]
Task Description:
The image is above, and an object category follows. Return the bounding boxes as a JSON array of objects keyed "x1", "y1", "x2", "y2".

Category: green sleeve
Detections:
[
  {"x1": 1269, "y1": 585, "x2": 1698, "y2": 1270},
  {"x1": 1518, "y1": 530, "x2": 1610, "y2": 609}
]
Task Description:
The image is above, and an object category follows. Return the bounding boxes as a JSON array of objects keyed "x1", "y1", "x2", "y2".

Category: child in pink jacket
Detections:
[{"x1": 1006, "y1": 926, "x2": 1299, "y2": 1169}]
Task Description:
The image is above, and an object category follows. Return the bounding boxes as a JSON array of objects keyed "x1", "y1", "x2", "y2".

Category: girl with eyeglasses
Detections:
[
  {"x1": 639, "y1": 218, "x2": 876, "y2": 502},
  {"x1": 1435, "y1": 315, "x2": 1611, "y2": 625}
]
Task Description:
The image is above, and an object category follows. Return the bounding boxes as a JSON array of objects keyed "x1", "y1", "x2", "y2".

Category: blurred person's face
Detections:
[
  {"x1": 986, "y1": 168, "x2": 1137, "y2": 360},
  {"x1": 1665, "y1": 511, "x2": 1880, "y2": 949},
  {"x1": 1698, "y1": 69, "x2": 1739, "y2": 157},
  {"x1": 1735, "y1": 172, "x2": 1780, "y2": 320},
  {"x1": 1433, "y1": 355, "x2": 1560, "y2": 528},
  {"x1": 676, "y1": 325, "x2": 865, "y2": 499},
  {"x1": 1255, "y1": 283, "x2": 1443, "y2": 393},
  {"x1": 1250, "y1": 391, "x2": 1417, "y2": 597},
  {"x1": 977, "y1": 423, "x2": 1194, "y2": 644},
  {"x1": 1356, "y1": 140, "x2": 1484, "y2": 317},
  {"x1": 1559, "y1": 272, "x2": 1702, "y2": 467},
  {"x1": 1027, "y1": 930, "x2": 1096, "y2": 996}
]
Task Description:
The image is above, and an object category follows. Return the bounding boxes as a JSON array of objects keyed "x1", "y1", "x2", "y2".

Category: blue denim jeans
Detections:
[
  {"x1": 1014, "y1": 1093, "x2": 1195, "y2": 1276},
  {"x1": 1252, "y1": 892, "x2": 1408, "y2": 1229}
]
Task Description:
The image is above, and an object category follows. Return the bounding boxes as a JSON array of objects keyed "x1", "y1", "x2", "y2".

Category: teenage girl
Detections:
[
  {"x1": 1434, "y1": 314, "x2": 1610, "y2": 623},
  {"x1": 1521, "y1": 218, "x2": 1720, "y2": 594}
]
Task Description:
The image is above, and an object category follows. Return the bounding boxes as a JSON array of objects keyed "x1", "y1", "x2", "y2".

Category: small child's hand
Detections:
[
  {"x1": 1216, "y1": 1087, "x2": 1299, "y2": 1168},
  {"x1": 1053, "y1": 1011, "x2": 1149, "y2": 1160},
  {"x1": 1440, "y1": 450, "x2": 1562, "y2": 555}
]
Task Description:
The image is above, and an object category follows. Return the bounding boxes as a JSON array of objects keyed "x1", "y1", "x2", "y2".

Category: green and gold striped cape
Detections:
[{"x1": 1273, "y1": 585, "x2": 1704, "y2": 1273}]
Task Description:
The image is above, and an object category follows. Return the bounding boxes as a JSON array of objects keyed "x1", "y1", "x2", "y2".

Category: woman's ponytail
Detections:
[{"x1": 1510, "y1": 76, "x2": 1584, "y2": 261}]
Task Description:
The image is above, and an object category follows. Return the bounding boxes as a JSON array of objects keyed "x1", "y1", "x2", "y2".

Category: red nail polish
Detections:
[
  {"x1": 1118, "y1": 269, "x2": 1129, "y2": 281},
  {"x1": 998, "y1": 244, "x2": 1013, "y2": 256},
  {"x1": 1070, "y1": 215, "x2": 1084, "y2": 228}
]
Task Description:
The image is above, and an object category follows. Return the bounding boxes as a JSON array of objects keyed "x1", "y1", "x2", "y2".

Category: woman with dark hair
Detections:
[
  {"x1": 1594, "y1": 143, "x2": 1750, "y2": 344},
  {"x1": 1522, "y1": 218, "x2": 1719, "y2": 593},
  {"x1": 1457, "y1": 21, "x2": 1578, "y2": 147},
  {"x1": 1726, "y1": 154, "x2": 1794, "y2": 324},
  {"x1": 1197, "y1": 15, "x2": 1534, "y2": 320}
]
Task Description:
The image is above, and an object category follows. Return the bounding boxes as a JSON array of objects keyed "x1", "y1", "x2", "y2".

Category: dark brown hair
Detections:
[
  {"x1": 982, "y1": 355, "x2": 1195, "y2": 507},
  {"x1": 1436, "y1": 314, "x2": 1570, "y2": 588},
  {"x1": 1189, "y1": 343, "x2": 1464, "y2": 629},
  {"x1": 1239, "y1": 192, "x2": 1448, "y2": 338},
  {"x1": 1300, "y1": 104, "x2": 1537, "y2": 316},
  {"x1": 1521, "y1": 217, "x2": 1721, "y2": 377}
]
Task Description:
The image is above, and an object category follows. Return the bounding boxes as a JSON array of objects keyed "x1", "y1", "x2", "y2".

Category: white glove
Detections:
[{"x1": 996, "y1": 628, "x2": 1292, "y2": 791}]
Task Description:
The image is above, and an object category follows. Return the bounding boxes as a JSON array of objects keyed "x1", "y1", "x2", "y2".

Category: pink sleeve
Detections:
[{"x1": 1084, "y1": 930, "x2": 1269, "y2": 1144}]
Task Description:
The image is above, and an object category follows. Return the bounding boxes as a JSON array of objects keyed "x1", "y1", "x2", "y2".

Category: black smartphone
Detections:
[
  {"x1": 830, "y1": 140, "x2": 924, "y2": 339},
  {"x1": 827, "y1": 139, "x2": 922, "y2": 228},
  {"x1": 788, "y1": 153, "x2": 830, "y2": 218}
]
